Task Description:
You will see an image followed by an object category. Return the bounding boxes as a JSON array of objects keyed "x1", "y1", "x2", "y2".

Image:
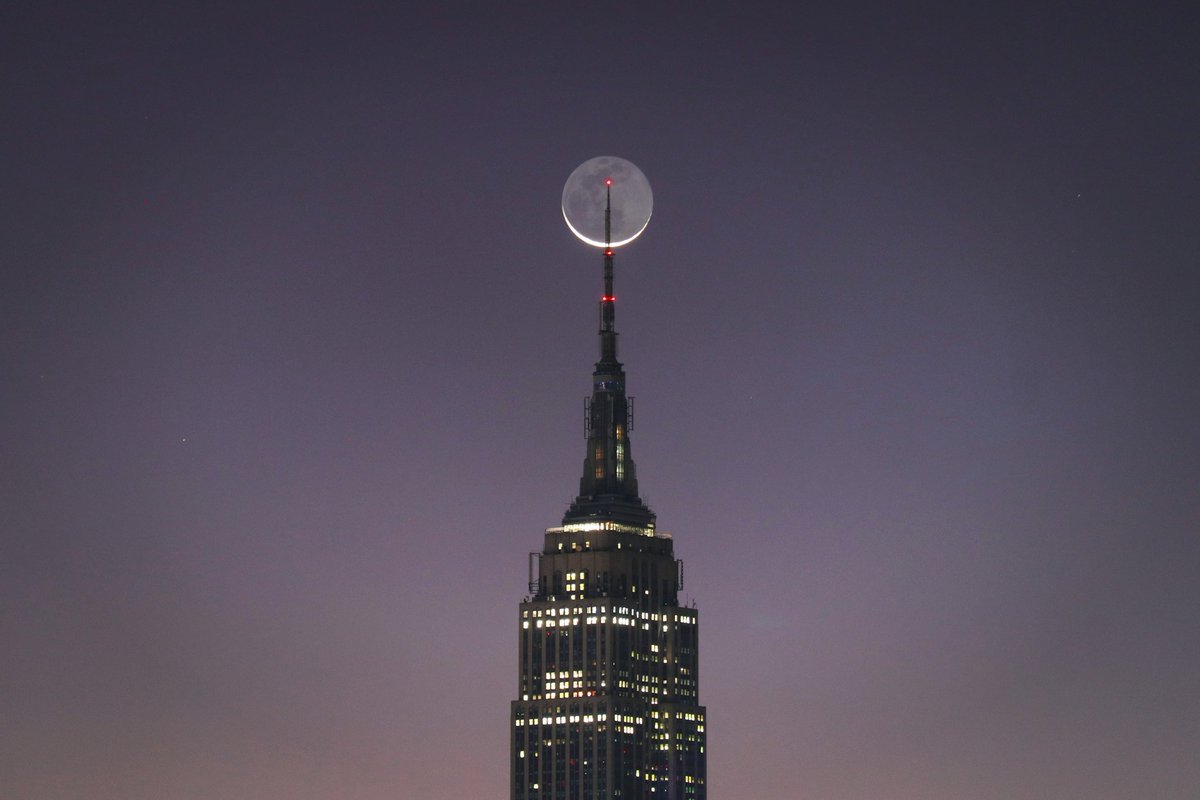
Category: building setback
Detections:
[{"x1": 511, "y1": 209, "x2": 707, "y2": 799}]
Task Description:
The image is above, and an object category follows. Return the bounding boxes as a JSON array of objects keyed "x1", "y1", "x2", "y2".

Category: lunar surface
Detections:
[{"x1": 561, "y1": 156, "x2": 653, "y2": 247}]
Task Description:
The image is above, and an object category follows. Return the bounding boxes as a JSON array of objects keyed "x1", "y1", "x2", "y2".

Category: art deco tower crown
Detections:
[{"x1": 564, "y1": 181, "x2": 654, "y2": 530}]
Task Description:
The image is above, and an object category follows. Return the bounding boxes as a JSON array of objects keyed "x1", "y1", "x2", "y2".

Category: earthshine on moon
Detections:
[{"x1": 561, "y1": 156, "x2": 653, "y2": 247}]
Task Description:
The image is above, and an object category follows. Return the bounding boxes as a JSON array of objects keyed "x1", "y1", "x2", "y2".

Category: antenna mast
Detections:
[{"x1": 600, "y1": 179, "x2": 616, "y2": 364}]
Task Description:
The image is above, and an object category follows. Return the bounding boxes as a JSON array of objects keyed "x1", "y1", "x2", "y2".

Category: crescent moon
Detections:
[{"x1": 561, "y1": 156, "x2": 653, "y2": 248}]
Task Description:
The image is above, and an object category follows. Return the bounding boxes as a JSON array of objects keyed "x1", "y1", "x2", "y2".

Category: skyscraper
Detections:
[{"x1": 510, "y1": 178, "x2": 707, "y2": 800}]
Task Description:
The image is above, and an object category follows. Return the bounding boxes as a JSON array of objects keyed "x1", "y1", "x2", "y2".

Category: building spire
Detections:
[
  {"x1": 563, "y1": 176, "x2": 654, "y2": 528},
  {"x1": 599, "y1": 180, "x2": 617, "y2": 366}
]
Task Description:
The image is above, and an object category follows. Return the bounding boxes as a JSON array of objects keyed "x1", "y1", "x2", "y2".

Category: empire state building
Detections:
[{"x1": 511, "y1": 161, "x2": 707, "y2": 800}]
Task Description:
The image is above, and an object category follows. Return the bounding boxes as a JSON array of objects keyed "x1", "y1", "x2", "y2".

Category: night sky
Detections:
[{"x1": 3, "y1": 3, "x2": 1198, "y2": 799}]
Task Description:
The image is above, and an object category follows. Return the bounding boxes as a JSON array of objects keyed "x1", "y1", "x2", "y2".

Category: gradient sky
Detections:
[{"x1": 3, "y1": 3, "x2": 1197, "y2": 799}]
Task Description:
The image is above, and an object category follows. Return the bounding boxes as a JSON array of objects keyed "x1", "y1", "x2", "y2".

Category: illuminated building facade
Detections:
[{"x1": 511, "y1": 240, "x2": 706, "y2": 799}]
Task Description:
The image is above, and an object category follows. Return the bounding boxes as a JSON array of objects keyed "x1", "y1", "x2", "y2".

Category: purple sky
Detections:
[{"x1": 3, "y1": 3, "x2": 1197, "y2": 799}]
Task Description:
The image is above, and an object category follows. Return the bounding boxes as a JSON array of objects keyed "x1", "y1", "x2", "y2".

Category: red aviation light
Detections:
[
  {"x1": 605, "y1": 249, "x2": 613, "y2": 257},
  {"x1": 602, "y1": 295, "x2": 615, "y2": 302},
  {"x1": 605, "y1": 178, "x2": 613, "y2": 186}
]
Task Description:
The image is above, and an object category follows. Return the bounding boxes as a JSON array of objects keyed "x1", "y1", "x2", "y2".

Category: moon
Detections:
[{"x1": 561, "y1": 156, "x2": 653, "y2": 248}]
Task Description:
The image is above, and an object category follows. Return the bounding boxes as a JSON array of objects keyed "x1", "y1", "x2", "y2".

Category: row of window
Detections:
[
  {"x1": 546, "y1": 520, "x2": 655, "y2": 536},
  {"x1": 524, "y1": 605, "x2": 695, "y2": 624}
]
